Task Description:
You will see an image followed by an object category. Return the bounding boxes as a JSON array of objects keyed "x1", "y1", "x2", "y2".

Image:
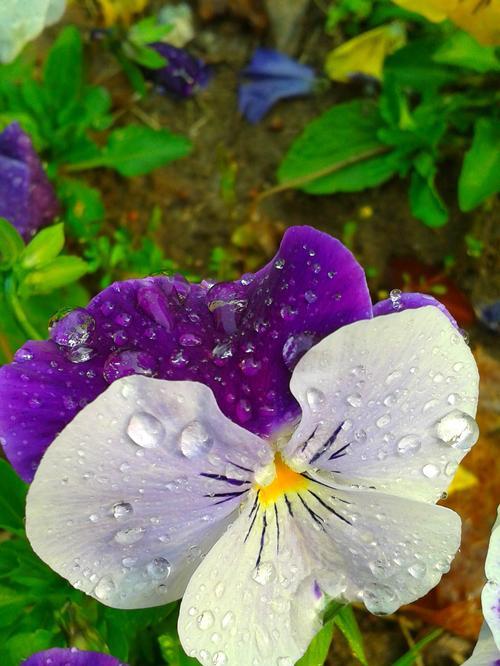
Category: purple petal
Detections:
[
  {"x1": 144, "y1": 43, "x2": 210, "y2": 97},
  {"x1": 373, "y1": 291, "x2": 458, "y2": 328},
  {"x1": 22, "y1": 648, "x2": 126, "y2": 666},
  {"x1": 0, "y1": 225, "x2": 372, "y2": 481},
  {"x1": 0, "y1": 123, "x2": 59, "y2": 240},
  {"x1": 238, "y1": 48, "x2": 316, "y2": 123}
]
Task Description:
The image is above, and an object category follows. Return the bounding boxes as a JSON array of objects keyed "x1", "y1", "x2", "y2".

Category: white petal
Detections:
[
  {"x1": 483, "y1": 506, "x2": 500, "y2": 650},
  {"x1": 178, "y1": 493, "x2": 325, "y2": 666},
  {"x1": 26, "y1": 376, "x2": 271, "y2": 609},
  {"x1": 285, "y1": 307, "x2": 479, "y2": 502},
  {"x1": 462, "y1": 623, "x2": 500, "y2": 666}
]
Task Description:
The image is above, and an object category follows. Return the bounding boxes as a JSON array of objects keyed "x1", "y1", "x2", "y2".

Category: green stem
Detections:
[
  {"x1": 4, "y1": 275, "x2": 43, "y2": 340},
  {"x1": 65, "y1": 157, "x2": 108, "y2": 172}
]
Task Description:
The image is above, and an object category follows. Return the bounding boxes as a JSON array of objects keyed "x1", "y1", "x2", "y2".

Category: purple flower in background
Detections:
[
  {"x1": 238, "y1": 48, "x2": 317, "y2": 123},
  {"x1": 1, "y1": 226, "x2": 481, "y2": 665},
  {"x1": 0, "y1": 122, "x2": 59, "y2": 241},
  {"x1": 22, "y1": 647, "x2": 127, "y2": 666},
  {"x1": 144, "y1": 42, "x2": 210, "y2": 97}
]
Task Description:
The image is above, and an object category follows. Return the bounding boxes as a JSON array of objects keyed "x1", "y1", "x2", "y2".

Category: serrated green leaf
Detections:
[
  {"x1": 392, "y1": 629, "x2": 442, "y2": 666},
  {"x1": 43, "y1": 26, "x2": 83, "y2": 112},
  {"x1": 278, "y1": 100, "x2": 402, "y2": 194},
  {"x1": 0, "y1": 217, "x2": 24, "y2": 270},
  {"x1": 433, "y1": 30, "x2": 500, "y2": 74},
  {"x1": 458, "y1": 117, "x2": 500, "y2": 212},
  {"x1": 296, "y1": 619, "x2": 335, "y2": 666},
  {"x1": 334, "y1": 606, "x2": 368, "y2": 665},
  {"x1": 20, "y1": 256, "x2": 89, "y2": 295},
  {"x1": 20, "y1": 223, "x2": 65, "y2": 270},
  {"x1": 0, "y1": 459, "x2": 27, "y2": 534}
]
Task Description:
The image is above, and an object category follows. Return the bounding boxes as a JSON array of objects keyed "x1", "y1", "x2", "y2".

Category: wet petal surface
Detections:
[
  {"x1": 284, "y1": 307, "x2": 479, "y2": 502},
  {"x1": 1, "y1": 225, "x2": 372, "y2": 481},
  {"x1": 483, "y1": 507, "x2": 500, "y2": 650},
  {"x1": 22, "y1": 647, "x2": 126, "y2": 666},
  {"x1": 373, "y1": 291, "x2": 457, "y2": 327},
  {"x1": 26, "y1": 376, "x2": 270, "y2": 609}
]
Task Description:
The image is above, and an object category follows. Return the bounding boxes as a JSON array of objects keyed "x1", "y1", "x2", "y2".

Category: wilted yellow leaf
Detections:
[
  {"x1": 97, "y1": 0, "x2": 149, "y2": 27},
  {"x1": 392, "y1": 0, "x2": 500, "y2": 45},
  {"x1": 325, "y1": 22, "x2": 406, "y2": 83},
  {"x1": 447, "y1": 464, "x2": 478, "y2": 495}
]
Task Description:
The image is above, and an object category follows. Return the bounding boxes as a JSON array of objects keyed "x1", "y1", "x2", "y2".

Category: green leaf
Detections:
[
  {"x1": 334, "y1": 606, "x2": 368, "y2": 665},
  {"x1": 43, "y1": 26, "x2": 83, "y2": 111},
  {"x1": 20, "y1": 223, "x2": 65, "y2": 270},
  {"x1": 392, "y1": 629, "x2": 442, "y2": 666},
  {"x1": 158, "y1": 632, "x2": 199, "y2": 666},
  {"x1": 277, "y1": 100, "x2": 402, "y2": 194},
  {"x1": 384, "y1": 39, "x2": 457, "y2": 93},
  {"x1": 123, "y1": 41, "x2": 167, "y2": 69},
  {"x1": 458, "y1": 117, "x2": 500, "y2": 211},
  {"x1": 409, "y1": 169, "x2": 448, "y2": 228},
  {"x1": 129, "y1": 16, "x2": 173, "y2": 45},
  {"x1": 296, "y1": 620, "x2": 335, "y2": 666},
  {"x1": 68, "y1": 125, "x2": 192, "y2": 176},
  {"x1": 58, "y1": 179, "x2": 105, "y2": 240},
  {"x1": 0, "y1": 218, "x2": 24, "y2": 270},
  {"x1": 0, "y1": 629, "x2": 57, "y2": 666},
  {"x1": 19, "y1": 256, "x2": 89, "y2": 295},
  {"x1": 0, "y1": 460, "x2": 27, "y2": 535},
  {"x1": 433, "y1": 30, "x2": 500, "y2": 74}
]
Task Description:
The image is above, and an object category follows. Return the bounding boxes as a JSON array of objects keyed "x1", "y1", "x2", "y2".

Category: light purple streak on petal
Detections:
[
  {"x1": 0, "y1": 225, "x2": 372, "y2": 481},
  {"x1": 22, "y1": 647, "x2": 126, "y2": 666},
  {"x1": 26, "y1": 375, "x2": 271, "y2": 609},
  {"x1": 0, "y1": 123, "x2": 59, "y2": 240},
  {"x1": 373, "y1": 291, "x2": 458, "y2": 328}
]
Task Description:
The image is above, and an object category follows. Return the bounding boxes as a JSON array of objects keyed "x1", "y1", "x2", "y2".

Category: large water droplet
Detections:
[
  {"x1": 94, "y1": 575, "x2": 115, "y2": 600},
  {"x1": 397, "y1": 435, "x2": 421, "y2": 456},
  {"x1": 50, "y1": 308, "x2": 95, "y2": 348},
  {"x1": 306, "y1": 388, "x2": 325, "y2": 412},
  {"x1": 147, "y1": 557, "x2": 171, "y2": 579},
  {"x1": 363, "y1": 583, "x2": 398, "y2": 615},
  {"x1": 112, "y1": 501, "x2": 133, "y2": 519},
  {"x1": 127, "y1": 412, "x2": 165, "y2": 448},
  {"x1": 422, "y1": 463, "x2": 440, "y2": 479},
  {"x1": 197, "y1": 610, "x2": 215, "y2": 630},
  {"x1": 180, "y1": 421, "x2": 213, "y2": 458},
  {"x1": 435, "y1": 410, "x2": 479, "y2": 450}
]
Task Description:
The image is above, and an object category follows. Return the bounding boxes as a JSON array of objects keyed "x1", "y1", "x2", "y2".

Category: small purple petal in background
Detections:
[
  {"x1": 373, "y1": 290, "x2": 458, "y2": 328},
  {"x1": 238, "y1": 48, "x2": 316, "y2": 123},
  {"x1": 22, "y1": 647, "x2": 127, "y2": 666},
  {"x1": 0, "y1": 225, "x2": 372, "y2": 481},
  {"x1": 0, "y1": 122, "x2": 59, "y2": 240},
  {"x1": 144, "y1": 43, "x2": 210, "y2": 97}
]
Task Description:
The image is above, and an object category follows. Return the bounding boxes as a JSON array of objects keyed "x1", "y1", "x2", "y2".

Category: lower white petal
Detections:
[
  {"x1": 462, "y1": 623, "x2": 500, "y2": 666},
  {"x1": 483, "y1": 507, "x2": 500, "y2": 650}
]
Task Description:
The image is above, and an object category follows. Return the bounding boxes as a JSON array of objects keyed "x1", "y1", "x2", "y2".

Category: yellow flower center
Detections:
[{"x1": 256, "y1": 454, "x2": 309, "y2": 506}]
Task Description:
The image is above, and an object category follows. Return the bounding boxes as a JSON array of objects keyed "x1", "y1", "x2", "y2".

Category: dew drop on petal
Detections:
[
  {"x1": 422, "y1": 463, "x2": 440, "y2": 479},
  {"x1": 408, "y1": 561, "x2": 427, "y2": 579},
  {"x1": 112, "y1": 501, "x2": 133, "y2": 519},
  {"x1": 445, "y1": 461, "x2": 458, "y2": 477},
  {"x1": 346, "y1": 393, "x2": 362, "y2": 408},
  {"x1": 114, "y1": 527, "x2": 145, "y2": 544},
  {"x1": 122, "y1": 557, "x2": 137, "y2": 567},
  {"x1": 212, "y1": 651, "x2": 227, "y2": 665},
  {"x1": 94, "y1": 576, "x2": 115, "y2": 600},
  {"x1": 306, "y1": 388, "x2": 325, "y2": 412},
  {"x1": 197, "y1": 610, "x2": 215, "y2": 630},
  {"x1": 396, "y1": 435, "x2": 421, "y2": 456},
  {"x1": 180, "y1": 421, "x2": 213, "y2": 458},
  {"x1": 221, "y1": 611, "x2": 235, "y2": 629},
  {"x1": 127, "y1": 412, "x2": 165, "y2": 448},
  {"x1": 50, "y1": 308, "x2": 95, "y2": 348},
  {"x1": 435, "y1": 410, "x2": 479, "y2": 450},
  {"x1": 147, "y1": 557, "x2": 171, "y2": 579},
  {"x1": 252, "y1": 561, "x2": 276, "y2": 585}
]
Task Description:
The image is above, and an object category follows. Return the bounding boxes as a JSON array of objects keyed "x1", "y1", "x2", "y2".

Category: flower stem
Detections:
[{"x1": 4, "y1": 274, "x2": 43, "y2": 340}]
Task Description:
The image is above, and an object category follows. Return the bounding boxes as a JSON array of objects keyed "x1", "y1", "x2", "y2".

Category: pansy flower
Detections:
[
  {"x1": 22, "y1": 647, "x2": 127, "y2": 666},
  {"x1": 1, "y1": 227, "x2": 479, "y2": 665},
  {"x1": 144, "y1": 43, "x2": 211, "y2": 98},
  {"x1": 238, "y1": 48, "x2": 317, "y2": 123},
  {"x1": 0, "y1": 122, "x2": 60, "y2": 240},
  {"x1": 463, "y1": 506, "x2": 499, "y2": 665}
]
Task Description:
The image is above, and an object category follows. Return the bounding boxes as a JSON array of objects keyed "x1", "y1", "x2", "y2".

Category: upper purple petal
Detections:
[
  {"x1": 373, "y1": 291, "x2": 458, "y2": 328},
  {"x1": 238, "y1": 48, "x2": 316, "y2": 123},
  {"x1": 0, "y1": 225, "x2": 372, "y2": 481},
  {"x1": 0, "y1": 123, "x2": 59, "y2": 240},
  {"x1": 22, "y1": 648, "x2": 126, "y2": 666},
  {"x1": 144, "y1": 43, "x2": 211, "y2": 97}
]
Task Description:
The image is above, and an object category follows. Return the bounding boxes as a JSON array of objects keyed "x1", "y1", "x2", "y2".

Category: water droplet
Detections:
[
  {"x1": 444, "y1": 461, "x2": 458, "y2": 477},
  {"x1": 408, "y1": 561, "x2": 427, "y2": 579},
  {"x1": 114, "y1": 527, "x2": 145, "y2": 544},
  {"x1": 389, "y1": 289, "x2": 402, "y2": 310},
  {"x1": 94, "y1": 576, "x2": 115, "y2": 600},
  {"x1": 274, "y1": 258, "x2": 285, "y2": 270},
  {"x1": 103, "y1": 350, "x2": 158, "y2": 383},
  {"x1": 240, "y1": 356, "x2": 261, "y2": 376},
  {"x1": 214, "y1": 581, "x2": 225, "y2": 598},
  {"x1": 112, "y1": 501, "x2": 133, "y2": 519},
  {"x1": 385, "y1": 370, "x2": 402, "y2": 384},
  {"x1": 50, "y1": 308, "x2": 95, "y2": 348},
  {"x1": 282, "y1": 332, "x2": 315, "y2": 370},
  {"x1": 122, "y1": 557, "x2": 136, "y2": 567},
  {"x1": 346, "y1": 393, "x2": 362, "y2": 408},
  {"x1": 197, "y1": 610, "x2": 215, "y2": 630},
  {"x1": 212, "y1": 341, "x2": 233, "y2": 365},
  {"x1": 221, "y1": 610, "x2": 235, "y2": 629},
  {"x1": 212, "y1": 651, "x2": 227, "y2": 665},
  {"x1": 180, "y1": 421, "x2": 213, "y2": 458},
  {"x1": 397, "y1": 435, "x2": 421, "y2": 456},
  {"x1": 376, "y1": 414, "x2": 391, "y2": 428},
  {"x1": 304, "y1": 290, "x2": 317, "y2": 304},
  {"x1": 435, "y1": 410, "x2": 479, "y2": 450},
  {"x1": 180, "y1": 333, "x2": 202, "y2": 347},
  {"x1": 363, "y1": 583, "x2": 398, "y2": 615},
  {"x1": 252, "y1": 561, "x2": 276, "y2": 585},
  {"x1": 67, "y1": 346, "x2": 95, "y2": 364},
  {"x1": 306, "y1": 388, "x2": 325, "y2": 412},
  {"x1": 422, "y1": 463, "x2": 440, "y2": 479},
  {"x1": 147, "y1": 557, "x2": 171, "y2": 579},
  {"x1": 127, "y1": 412, "x2": 165, "y2": 449}
]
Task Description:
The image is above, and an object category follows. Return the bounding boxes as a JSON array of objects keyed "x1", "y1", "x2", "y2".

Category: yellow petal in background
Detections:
[
  {"x1": 447, "y1": 464, "x2": 479, "y2": 496},
  {"x1": 392, "y1": 0, "x2": 500, "y2": 45},
  {"x1": 96, "y1": 0, "x2": 149, "y2": 27},
  {"x1": 325, "y1": 22, "x2": 406, "y2": 83}
]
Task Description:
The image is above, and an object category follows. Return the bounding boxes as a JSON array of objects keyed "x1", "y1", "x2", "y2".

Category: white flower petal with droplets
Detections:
[
  {"x1": 178, "y1": 493, "x2": 325, "y2": 666},
  {"x1": 284, "y1": 307, "x2": 479, "y2": 503},
  {"x1": 482, "y1": 507, "x2": 500, "y2": 650},
  {"x1": 462, "y1": 622, "x2": 500, "y2": 666},
  {"x1": 26, "y1": 376, "x2": 272, "y2": 609}
]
